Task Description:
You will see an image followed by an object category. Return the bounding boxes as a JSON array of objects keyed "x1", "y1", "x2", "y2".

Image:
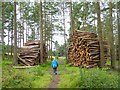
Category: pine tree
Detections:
[{"x1": 96, "y1": 1, "x2": 105, "y2": 67}]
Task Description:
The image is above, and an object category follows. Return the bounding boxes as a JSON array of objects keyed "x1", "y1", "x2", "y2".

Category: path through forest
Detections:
[{"x1": 48, "y1": 57, "x2": 65, "y2": 88}]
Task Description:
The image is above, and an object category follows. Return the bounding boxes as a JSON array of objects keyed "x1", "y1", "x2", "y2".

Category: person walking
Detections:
[{"x1": 51, "y1": 57, "x2": 58, "y2": 75}]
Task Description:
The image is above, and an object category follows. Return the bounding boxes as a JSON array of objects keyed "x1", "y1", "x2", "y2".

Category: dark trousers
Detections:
[{"x1": 53, "y1": 68, "x2": 57, "y2": 74}]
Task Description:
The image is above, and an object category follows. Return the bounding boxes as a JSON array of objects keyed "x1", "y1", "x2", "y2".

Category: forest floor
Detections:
[{"x1": 1, "y1": 57, "x2": 119, "y2": 88}]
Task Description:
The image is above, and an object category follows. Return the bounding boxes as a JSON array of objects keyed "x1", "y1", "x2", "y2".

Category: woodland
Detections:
[{"x1": 0, "y1": 0, "x2": 120, "y2": 88}]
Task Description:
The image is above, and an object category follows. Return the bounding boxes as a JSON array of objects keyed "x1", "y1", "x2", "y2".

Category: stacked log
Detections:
[
  {"x1": 68, "y1": 31, "x2": 108, "y2": 68},
  {"x1": 18, "y1": 40, "x2": 47, "y2": 66}
]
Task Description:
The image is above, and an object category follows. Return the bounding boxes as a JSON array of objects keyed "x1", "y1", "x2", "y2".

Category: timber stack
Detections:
[
  {"x1": 17, "y1": 40, "x2": 47, "y2": 66},
  {"x1": 68, "y1": 31, "x2": 108, "y2": 68}
]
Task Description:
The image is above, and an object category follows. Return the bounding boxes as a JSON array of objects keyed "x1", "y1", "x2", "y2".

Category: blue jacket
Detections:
[{"x1": 51, "y1": 59, "x2": 58, "y2": 68}]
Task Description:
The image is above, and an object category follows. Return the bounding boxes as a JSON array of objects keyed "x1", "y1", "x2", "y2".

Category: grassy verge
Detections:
[
  {"x1": 2, "y1": 59, "x2": 52, "y2": 88},
  {"x1": 58, "y1": 63, "x2": 119, "y2": 88}
]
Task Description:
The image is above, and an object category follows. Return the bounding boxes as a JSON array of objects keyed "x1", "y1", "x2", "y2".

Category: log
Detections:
[
  {"x1": 21, "y1": 55, "x2": 38, "y2": 58},
  {"x1": 68, "y1": 30, "x2": 108, "y2": 68},
  {"x1": 86, "y1": 63, "x2": 98, "y2": 69},
  {"x1": 21, "y1": 45, "x2": 39, "y2": 49},
  {"x1": 17, "y1": 55, "x2": 30, "y2": 66},
  {"x1": 25, "y1": 40, "x2": 40, "y2": 46},
  {"x1": 13, "y1": 66, "x2": 36, "y2": 69},
  {"x1": 17, "y1": 40, "x2": 47, "y2": 66}
]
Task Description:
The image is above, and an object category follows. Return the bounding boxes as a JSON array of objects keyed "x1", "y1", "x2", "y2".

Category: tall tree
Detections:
[
  {"x1": 117, "y1": 1, "x2": 120, "y2": 71},
  {"x1": 70, "y1": 1, "x2": 73, "y2": 35},
  {"x1": 2, "y1": 2, "x2": 5, "y2": 60},
  {"x1": 11, "y1": 15, "x2": 14, "y2": 57},
  {"x1": 39, "y1": 1, "x2": 43, "y2": 63},
  {"x1": 96, "y1": 1, "x2": 105, "y2": 67},
  {"x1": 50, "y1": 13, "x2": 52, "y2": 61},
  {"x1": 13, "y1": 1, "x2": 17, "y2": 64},
  {"x1": 63, "y1": 2, "x2": 67, "y2": 61},
  {"x1": 83, "y1": 1, "x2": 88, "y2": 31},
  {"x1": 109, "y1": 1, "x2": 115, "y2": 69}
]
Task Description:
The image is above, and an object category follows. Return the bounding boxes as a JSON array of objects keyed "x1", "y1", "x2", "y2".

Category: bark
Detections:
[
  {"x1": 20, "y1": 2, "x2": 21, "y2": 48},
  {"x1": 109, "y1": 2, "x2": 115, "y2": 69},
  {"x1": 22, "y1": 18, "x2": 24, "y2": 46},
  {"x1": 13, "y1": 1, "x2": 18, "y2": 64},
  {"x1": 39, "y1": 1, "x2": 43, "y2": 63},
  {"x1": 50, "y1": 35, "x2": 52, "y2": 61},
  {"x1": 83, "y1": 2, "x2": 87, "y2": 31},
  {"x1": 2, "y1": 2, "x2": 4, "y2": 60},
  {"x1": 7, "y1": 23, "x2": 10, "y2": 59},
  {"x1": 96, "y1": 2, "x2": 105, "y2": 67},
  {"x1": 11, "y1": 15, "x2": 13, "y2": 56},
  {"x1": 117, "y1": 1, "x2": 120, "y2": 71},
  {"x1": 26, "y1": 19, "x2": 27, "y2": 42},
  {"x1": 63, "y1": 2, "x2": 67, "y2": 61},
  {"x1": 49, "y1": 39, "x2": 50, "y2": 60},
  {"x1": 70, "y1": 1, "x2": 73, "y2": 35}
]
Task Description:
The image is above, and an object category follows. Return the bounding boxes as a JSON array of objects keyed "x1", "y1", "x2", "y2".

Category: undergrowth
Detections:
[
  {"x1": 2, "y1": 59, "x2": 52, "y2": 88},
  {"x1": 58, "y1": 63, "x2": 119, "y2": 88}
]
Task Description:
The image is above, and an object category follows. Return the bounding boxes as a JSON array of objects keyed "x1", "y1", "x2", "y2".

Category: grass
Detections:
[
  {"x1": 58, "y1": 62, "x2": 119, "y2": 88},
  {"x1": 2, "y1": 59, "x2": 52, "y2": 88},
  {"x1": 58, "y1": 66, "x2": 80, "y2": 88},
  {"x1": 1, "y1": 57, "x2": 119, "y2": 88}
]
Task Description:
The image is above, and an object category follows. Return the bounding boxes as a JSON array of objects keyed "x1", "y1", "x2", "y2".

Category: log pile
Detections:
[
  {"x1": 68, "y1": 31, "x2": 108, "y2": 68},
  {"x1": 18, "y1": 40, "x2": 47, "y2": 66}
]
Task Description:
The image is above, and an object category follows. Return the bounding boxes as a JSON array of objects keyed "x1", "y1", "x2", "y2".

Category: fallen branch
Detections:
[{"x1": 13, "y1": 66, "x2": 35, "y2": 69}]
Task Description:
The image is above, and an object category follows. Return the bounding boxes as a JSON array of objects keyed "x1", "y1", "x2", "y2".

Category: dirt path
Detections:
[
  {"x1": 48, "y1": 57, "x2": 65, "y2": 88},
  {"x1": 48, "y1": 71, "x2": 60, "y2": 88}
]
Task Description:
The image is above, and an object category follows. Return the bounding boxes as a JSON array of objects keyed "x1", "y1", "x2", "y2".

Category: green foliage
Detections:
[
  {"x1": 58, "y1": 66, "x2": 80, "y2": 88},
  {"x1": 78, "y1": 68, "x2": 118, "y2": 88},
  {"x1": 58, "y1": 65, "x2": 118, "y2": 88},
  {"x1": 2, "y1": 60, "x2": 52, "y2": 88},
  {"x1": 32, "y1": 73, "x2": 52, "y2": 88}
]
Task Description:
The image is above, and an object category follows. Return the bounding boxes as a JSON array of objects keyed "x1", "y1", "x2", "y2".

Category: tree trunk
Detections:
[
  {"x1": 13, "y1": 1, "x2": 18, "y2": 64},
  {"x1": 49, "y1": 39, "x2": 50, "y2": 60},
  {"x1": 7, "y1": 24, "x2": 10, "y2": 59},
  {"x1": 76, "y1": 18, "x2": 78, "y2": 30},
  {"x1": 44, "y1": 2, "x2": 47, "y2": 61},
  {"x1": 50, "y1": 10, "x2": 52, "y2": 61},
  {"x1": 22, "y1": 18, "x2": 24, "y2": 46},
  {"x1": 70, "y1": 1, "x2": 73, "y2": 35},
  {"x1": 11, "y1": 15, "x2": 13, "y2": 57},
  {"x1": 39, "y1": 1, "x2": 43, "y2": 63},
  {"x1": 96, "y1": 2, "x2": 105, "y2": 68},
  {"x1": 26, "y1": 19, "x2": 27, "y2": 42},
  {"x1": 83, "y1": 2, "x2": 87, "y2": 31},
  {"x1": 109, "y1": 1, "x2": 115, "y2": 69},
  {"x1": 2, "y1": 2, "x2": 5, "y2": 60},
  {"x1": 117, "y1": 1, "x2": 120, "y2": 71},
  {"x1": 50, "y1": 35, "x2": 52, "y2": 61},
  {"x1": 63, "y1": 2, "x2": 67, "y2": 62},
  {"x1": 20, "y1": 2, "x2": 21, "y2": 48}
]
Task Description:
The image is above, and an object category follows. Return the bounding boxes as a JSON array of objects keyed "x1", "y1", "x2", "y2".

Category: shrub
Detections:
[{"x1": 78, "y1": 68, "x2": 118, "y2": 88}]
